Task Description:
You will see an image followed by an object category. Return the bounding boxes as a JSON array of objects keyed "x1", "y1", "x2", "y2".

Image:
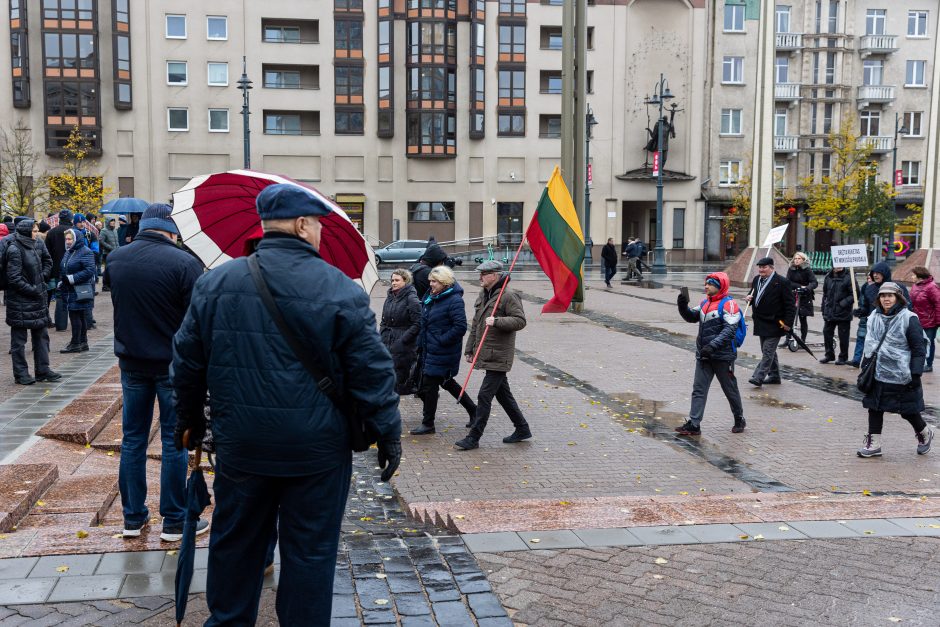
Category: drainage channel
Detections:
[{"x1": 517, "y1": 350, "x2": 795, "y2": 494}]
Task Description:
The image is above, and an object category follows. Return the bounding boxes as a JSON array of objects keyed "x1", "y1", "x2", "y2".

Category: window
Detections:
[
  {"x1": 541, "y1": 27, "x2": 562, "y2": 50},
  {"x1": 207, "y1": 62, "x2": 228, "y2": 86},
  {"x1": 776, "y1": 5, "x2": 791, "y2": 33},
  {"x1": 168, "y1": 108, "x2": 189, "y2": 131},
  {"x1": 498, "y1": 113, "x2": 525, "y2": 136},
  {"x1": 720, "y1": 108, "x2": 742, "y2": 135},
  {"x1": 539, "y1": 115, "x2": 561, "y2": 138},
  {"x1": 500, "y1": 24, "x2": 526, "y2": 56},
  {"x1": 775, "y1": 55, "x2": 789, "y2": 83},
  {"x1": 859, "y1": 109, "x2": 880, "y2": 136},
  {"x1": 903, "y1": 111, "x2": 923, "y2": 136},
  {"x1": 906, "y1": 60, "x2": 926, "y2": 87},
  {"x1": 498, "y1": 70, "x2": 525, "y2": 103},
  {"x1": 724, "y1": 4, "x2": 745, "y2": 32},
  {"x1": 43, "y1": 33, "x2": 96, "y2": 69},
  {"x1": 901, "y1": 161, "x2": 920, "y2": 185},
  {"x1": 207, "y1": 16, "x2": 228, "y2": 40},
  {"x1": 208, "y1": 109, "x2": 229, "y2": 132},
  {"x1": 498, "y1": 0, "x2": 525, "y2": 16},
  {"x1": 114, "y1": 0, "x2": 129, "y2": 23},
  {"x1": 719, "y1": 160, "x2": 741, "y2": 186},
  {"x1": 265, "y1": 113, "x2": 301, "y2": 135},
  {"x1": 166, "y1": 61, "x2": 187, "y2": 85},
  {"x1": 472, "y1": 22, "x2": 485, "y2": 58},
  {"x1": 265, "y1": 69, "x2": 301, "y2": 89},
  {"x1": 378, "y1": 21, "x2": 391, "y2": 56},
  {"x1": 336, "y1": 110, "x2": 364, "y2": 134},
  {"x1": 335, "y1": 66, "x2": 363, "y2": 102},
  {"x1": 541, "y1": 71, "x2": 562, "y2": 94},
  {"x1": 335, "y1": 20, "x2": 363, "y2": 54},
  {"x1": 115, "y1": 35, "x2": 130, "y2": 73},
  {"x1": 821, "y1": 153, "x2": 832, "y2": 179},
  {"x1": 774, "y1": 109, "x2": 787, "y2": 136},
  {"x1": 166, "y1": 14, "x2": 186, "y2": 39},
  {"x1": 408, "y1": 67, "x2": 456, "y2": 101},
  {"x1": 908, "y1": 10, "x2": 928, "y2": 37},
  {"x1": 407, "y1": 21, "x2": 457, "y2": 61},
  {"x1": 406, "y1": 112, "x2": 456, "y2": 153},
  {"x1": 378, "y1": 66, "x2": 390, "y2": 100},
  {"x1": 672, "y1": 207, "x2": 685, "y2": 249},
  {"x1": 722, "y1": 56, "x2": 744, "y2": 84},
  {"x1": 43, "y1": 0, "x2": 94, "y2": 20},
  {"x1": 774, "y1": 160, "x2": 786, "y2": 188},
  {"x1": 863, "y1": 60, "x2": 883, "y2": 85},
  {"x1": 408, "y1": 202, "x2": 454, "y2": 221},
  {"x1": 335, "y1": 0, "x2": 364, "y2": 10},
  {"x1": 263, "y1": 26, "x2": 300, "y2": 43},
  {"x1": 865, "y1": 9, "x2": 885, "y2": 36}
]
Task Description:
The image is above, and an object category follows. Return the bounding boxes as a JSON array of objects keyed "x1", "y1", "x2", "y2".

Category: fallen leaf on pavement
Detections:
[
  {"x1": 76, "y1": 530, "x2": 88, "y2": 539},
  {"x1": 56, "y1": 566, "x2": 69, "y2": 573},
  {"x1": 862, "y1": 490, "x2": 872, "y2": 496},
  {"x1": 374, "y1": 599, "x2": 389, "y2": 605},
  {"x1": 529, "y1": 538, "x2": 540, "y2": 543},
  {"x1": 654, "y1": 557, "x2": 668, "y2": 565}
]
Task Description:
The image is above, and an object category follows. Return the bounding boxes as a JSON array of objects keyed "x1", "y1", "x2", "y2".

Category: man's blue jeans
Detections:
[
  {"x1": 205, "y1": 457, "x2": 351, "y2": 627},
  {"x1": 852, "y1": 318, "x2": 868, "y2": 364},
  {"x1": 118, "y1": 370, "x2": 187, "y2": 529}
]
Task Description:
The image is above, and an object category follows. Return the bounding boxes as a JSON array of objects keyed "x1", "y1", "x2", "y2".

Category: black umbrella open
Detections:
[{"x1": 175, "y1": 448, "x2": 211, "y2": 627}]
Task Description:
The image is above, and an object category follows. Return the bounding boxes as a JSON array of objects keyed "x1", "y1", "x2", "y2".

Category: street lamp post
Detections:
[
  {"x1": 645, "y1": 74, "x2": 674, "y2": 275},
  {"x1": 584, "y1": 107, "x2": 598, "y2": 264},
  {"x1": 886, "y1": 112, "x2": 908, "y2": 265},
  {"x1": 237, "y1": 57, "x2": 253, "y2": 169}
]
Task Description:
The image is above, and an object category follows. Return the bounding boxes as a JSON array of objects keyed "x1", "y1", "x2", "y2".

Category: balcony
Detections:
[
  {"x1": 773, "y1": 135, "x2": 799, "y2": 154},
  {"x1": 775, "y1": 83, "x2": 801, "y2": 102},
  {"x1": 863, "y1": 136, "x2": 892, "y2": 154},
  {"x1": 857, "y1": 85, "x2": 896, "y2": 107},
  {"x1": 775, "y1": 32, "x2": 802, "y2": 51},
  {"x1": 261, "y1": 64, "x2": 320, "y2": 90},
  {"x1": 858, "y1": 34, "x2": 898, "y2": 58}
]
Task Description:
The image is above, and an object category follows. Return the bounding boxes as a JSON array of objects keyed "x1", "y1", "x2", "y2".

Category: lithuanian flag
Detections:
[{"x1": 525, "y1": 166, "x2": 585, "y2": 313}]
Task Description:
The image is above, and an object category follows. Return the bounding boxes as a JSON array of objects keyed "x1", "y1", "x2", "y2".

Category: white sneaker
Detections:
[
  {"x1": 123, "y1": 520, "x2": 149, "y2": 538},
  {"x1": 917, "y1": 426, "x2": 934, "y2": 455},
  {"x1": 857, "y1": 433, "x2": 882, "y2": 458}
]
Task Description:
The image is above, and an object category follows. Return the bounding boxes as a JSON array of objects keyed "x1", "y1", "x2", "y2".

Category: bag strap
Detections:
[{"x1": 247, "y1": 254, "x2": 344, "y2": 409}]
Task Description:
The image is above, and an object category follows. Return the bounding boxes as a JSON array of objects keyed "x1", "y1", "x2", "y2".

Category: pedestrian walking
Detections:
[
  {"x1": 601, "y1": 238, "x2": 617, "y2": 287},
  {"x1": 57, "y1": 228, "x2": 96, "y2": 353},
  {"x1": 172, "y1": 183, "x2": 402, "y2": 626},
  {"x1": 784, "y1": 251, "x2": 817, "y2": 345},
  {"x1": 857, "y1": 282, "x2": 933, "y2": 457},
  {"x1": 675, "y1": 272, "x2": 746, "y2": 435},
  {"x1": 119, "y1": 213, "x2": 140, "y2": 246},
  {"x1": 4, "y1": 220, "x2": 59, "y2": 385},
  {"x1": 909, "y1": 266, "x2": 939, "y2": 373},
  {"x1": 744, "y1": 257, "x2": 795, "y2": 387},
  {"x1": 623, "y1": 239, "x2": 642, "y2": 280},
  {"x1": 99, "y1": 217, "x2": 119, "y2": 268},
  {"x1": 635, "y1": 239, "x2": 651, "y2": 274},
  {"x1": 409, "y1": 240, "x2": 448, "y2": 301},
  {"x1": 104, "y1": 203, "x2": 208, "y2": 541},
  {"x1": 411, "y1": 265, "x2": 478, "y2": 435},
  {"x1": 44, "y1": 209, "x2": 73, "y2": 331},
  {"x1": 455, "y1": 260, "x2": 531, "y2": 450},
  {"x1": 380, "y1": 268, "x2": 422, "y2": 394},
  {"x1": 850, "y1": 262, "x2": 910, "y2": 367},
  {"x1": 819, "y1": 266, "x2": 855, "y2": 364}
]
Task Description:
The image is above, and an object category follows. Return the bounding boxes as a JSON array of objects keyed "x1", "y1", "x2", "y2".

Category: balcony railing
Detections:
[
  {"x1": 859, "y1": 34, "x2": 898, "y2": 57},
  {"x1": 775, "y1": 33, "x2": 802, "y2": 50},
  {"x1": 857, "y1": 85, "x2": 896, "y2": 106},
  {"x1": 774, "y1": 135, "x2": 799, "y2": 153},
  {"x1": 775, "y1": 83, "x2": 801, "y2": 101},
  {"x1": 863, "y1": 136, "x2": 892, "y2": 153}
]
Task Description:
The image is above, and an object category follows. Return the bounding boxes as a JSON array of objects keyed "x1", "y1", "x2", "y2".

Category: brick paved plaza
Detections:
[{"x1": 0, "y1": 273, "x2": 936, "y2": 625}]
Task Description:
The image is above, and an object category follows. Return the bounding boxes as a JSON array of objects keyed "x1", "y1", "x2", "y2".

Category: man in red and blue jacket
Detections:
[{"x1": 675, "y1": 272, "x2": 746, "y2": 435}]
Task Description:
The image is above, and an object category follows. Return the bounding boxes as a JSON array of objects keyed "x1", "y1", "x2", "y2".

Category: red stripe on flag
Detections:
[{"x1": 526, "y1": 219, "x2": 579, "y2": 313}]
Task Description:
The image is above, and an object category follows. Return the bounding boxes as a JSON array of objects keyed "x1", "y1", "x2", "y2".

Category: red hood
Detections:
[{"x1": 706, "y1": 272, "x2": 730, "y2": 301}]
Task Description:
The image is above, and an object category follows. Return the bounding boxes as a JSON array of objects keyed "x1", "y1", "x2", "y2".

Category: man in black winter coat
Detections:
[
  {"x1": 744, "y1": 257, "x2": 795, "y2": 386},
  {"x1": 45, "y1": 209, "x2": 73, "y2": 331},
  {"x1": 601, "y1": 238, "x2": 617, "y2": 287},
  {"x1": 104, "y1": 204, "x2": 206, "y2": 543},
  {"x1": 820, "y1": 267, "x2": 855, "y2": 364},
  {"x1": 4, "y1": 220, "x2": 59, "y2": 385},
  {"x1": 410, "y1": 239, "x2": 448, "y2": 300}
]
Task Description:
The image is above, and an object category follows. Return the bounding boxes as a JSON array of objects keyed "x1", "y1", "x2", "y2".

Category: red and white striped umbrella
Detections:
[{"x1": 171, "y1": 170, "x2": 378, "y2": 293}]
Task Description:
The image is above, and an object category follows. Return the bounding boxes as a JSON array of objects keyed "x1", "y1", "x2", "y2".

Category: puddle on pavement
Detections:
[
  {"x1": 607, "y1": 391, "x2": 687, "y2": 430},
  {"x1": 750, "y1": 395, "x2": 807, "y2": 410},
  {"x1": 534, "y1": 373, "x2": 574, "y2": 388}
]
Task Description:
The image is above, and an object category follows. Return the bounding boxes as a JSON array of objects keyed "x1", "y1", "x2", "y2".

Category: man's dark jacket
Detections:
[
  {"x1": 601, "y1": 243, "x2": 617, "y2": 267},
  {"x1": 749, "y1": 272, "x2": 795, "y2": 338},
  {"x1": 465, "y1": 274, "x2": 526, "y2": 372},
  {"x1": 858, "y1": 262, "x2": 911, "y2": 317},
  {"x1": 678, "y1": 272, "x2": 740, "y2": 362},
  {"x1": 5, "y1": 221, "x2": 52, "y2": 329},
  {"x1": 821, "y1": 269, "x2": 855, "y2": 322},
  {"x1": 105, "y1": 231, "x2": 204, "y2": 375},
  {"x1": 45, "y1": 224, "x2": 71, "y2": 279},
  {"x1": 172, "y1": 234, "x2": 401, "y2": 476}
]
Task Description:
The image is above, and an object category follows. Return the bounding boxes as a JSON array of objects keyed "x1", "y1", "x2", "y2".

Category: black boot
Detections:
[
  {"x1": 409, "y1": 424, "x2": 435, "y2": 435},
  {"x1": 502, "y1": 428, "x2": 532, "y2": 443},
  {"x1": 60, "y1": 342, "x2": 80, "y2": 354},
  {"x1": 454, "y1": 435, "x2": 479, "y2": 450}
]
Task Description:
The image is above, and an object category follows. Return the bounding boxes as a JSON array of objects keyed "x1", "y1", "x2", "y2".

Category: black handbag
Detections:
[
  {"x1": 247, "y1": 254, "x2": 375, "y2": 452},
  {"x1": 857, "y1": 317, "x2": 897, "y2": 394},
  {"x1": 73, "y1": 283, "x2": 95, "y2": 302},
  {"x1": 401, "y1": 355, "x2": 423, "y2": 396}
]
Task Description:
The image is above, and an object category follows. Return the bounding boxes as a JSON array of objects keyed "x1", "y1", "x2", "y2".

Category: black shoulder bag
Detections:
[
  {"x1": 856, "y1": 316, "x2": 897, "y2": 394},
  {"x1": 247, "y1": 254, "x2": 374, "y2": 452}
]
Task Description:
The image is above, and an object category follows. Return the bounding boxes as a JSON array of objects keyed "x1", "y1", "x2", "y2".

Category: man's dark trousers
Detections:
[
  {"x1": 752, "y1": 336, "x2": 781, "y2": 382},
  {"x1": 469, "y1": 371, "x2": 529, "y2": 438},
  {"x1": 603, "y1": 263, "x2": 616, "y2": 284},
  {"x1": 54, "y1": 296, "x2": 68, "y2": 331},
  {"x1": 823, "y1": 320, "x2": 851, "y2": 361},
  {"x1": 10, "y1": 327, "x2": 50, "y2": 379},
  {"x1": 205, "y1": 457, "x2": 352, "y2": 626},
  {"x1": 689, "y1": 359, "x2": 743, "y2": 427}
]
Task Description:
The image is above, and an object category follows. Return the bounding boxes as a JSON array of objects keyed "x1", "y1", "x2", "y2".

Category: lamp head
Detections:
[{"x1": 662, "y1": 87, "x2": 674, "y2": 100}]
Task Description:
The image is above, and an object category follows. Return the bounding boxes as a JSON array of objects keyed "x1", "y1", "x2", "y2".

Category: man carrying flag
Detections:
[{"x1": 455, "y1": 260, "x2": 531, "y2": 451}]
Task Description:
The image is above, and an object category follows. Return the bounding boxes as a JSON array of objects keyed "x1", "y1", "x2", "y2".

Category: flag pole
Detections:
[{"x1": 457, "y1": 236, "x2": 528, "y2": 402}]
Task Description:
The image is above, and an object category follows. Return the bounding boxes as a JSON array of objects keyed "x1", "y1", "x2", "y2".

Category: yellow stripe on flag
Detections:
[{"x1": 546, "y1": 166, "x2": 584, "y2": 240}]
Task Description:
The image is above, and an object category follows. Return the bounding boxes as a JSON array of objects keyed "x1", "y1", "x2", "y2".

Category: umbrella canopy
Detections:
[
  {"x1": 101, "y1": 197, "x2": 149, "y2": 214},
  {"x1": 171, "y1": 170, "x2": 379, "y2": 293},
  {"x1": 174, "y1": 456, "x2": 211, "y2": 627}
]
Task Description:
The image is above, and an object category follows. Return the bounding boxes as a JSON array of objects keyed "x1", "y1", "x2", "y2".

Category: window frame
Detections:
[
  {"x1": 863, "y1": 59, "x2": 883, "y2": 86},
  {"x1": 722, "y1": 56, "x2": 744, "y2": 84},
  {"x1": 776, "y1": 5, "x2": 791, "y2": 34},
  {"x1": 165, "y1": 14, "x2": 186, "y2": 39},
  {"x1": 335, "y1": 109, "x2": 365, "y2": 135},
  {"x1": 167, "y1": 107, "x2": 189, "y2": 132},
  {"x1": 718, "y1": 160, "x2": 742, "y2": 186},
  {"x1": 720, "y1": 108, "x2": 742, "y2": 135},
  {"x1": 206, "y1": 15, "x2": 228, "y2": 41},
  {"x1": 902, "y1": 111, "x2": 923, "y2": 137},
  {"x1": 865, "y1": 9, "x2": 885, "y2": 36},
  {"x1": 208, "y1": 108, "x2": 229, "y2": 132},
  {"x1": 908, "y1": 10, "x2": 928, "y2": 38},
  {"x1": 724, "y1": 4, "x2": 745, "y2": 32},
  {"x1": 901, "y1": 160, "x2": 921, "y2": 186},
  {"x1": 207, "y1": 62, "x2": 229, "y2": 86},
  {"x1": 497, "y1": 112, "x2": 526, "y2": 137},
  {"x1": 407, "y1": 201, "x2": 455, "y2": 222},
  {"x1": 859, "y1": 109, "x2": 880, "y2": 137},
  {"x1": 905, "y1": 60, "x2": 927, "y2": 87},
  {"x1": 166, "y1": 61, "x2": 188, "y2": 86}
]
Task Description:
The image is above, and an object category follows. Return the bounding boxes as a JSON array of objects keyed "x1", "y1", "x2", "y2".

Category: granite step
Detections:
[
  {"x1": 37, "y1": 394, "x2": 123, "y2": 446},
  {"x1": 34, "y1": 474, "x2": 119, "y2": 527},
  {"x1": 0, "y1": 464, "x2": 58, "y2": 533},
  {"x1": 90, "y1": 407, "x2": 158, "y2": 453}
]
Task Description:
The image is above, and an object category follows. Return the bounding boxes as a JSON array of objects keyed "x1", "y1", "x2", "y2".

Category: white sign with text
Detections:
[
  {"x1": 761, "y1": 224, "x2": 789, "y2": 247},
  {"x1": 830, "y1": 244, "x2": 869, "y2": 268}
]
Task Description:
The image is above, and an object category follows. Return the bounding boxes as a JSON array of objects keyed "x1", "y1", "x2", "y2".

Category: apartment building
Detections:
[
  {"x1": 1, "y1": 0, "x2": 714, "y2": 260},
  {"x1": 706, "y1": 0, "x2": 939, "y2": 260}
]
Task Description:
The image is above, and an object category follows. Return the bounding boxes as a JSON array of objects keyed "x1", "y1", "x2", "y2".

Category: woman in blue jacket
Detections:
[
  {"x1": 411, "y1": 266, "x2": 477, "y2": 435},
  {"x1": 58, "y1": 228, "x2": 96, "y2": 353}
]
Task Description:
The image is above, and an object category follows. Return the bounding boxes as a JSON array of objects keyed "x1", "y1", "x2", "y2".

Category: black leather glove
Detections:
[
  {"x1": 677, "y1": 293, "x2": 689, "y2": 308},
  {"x1": 699, "y1": 344, "x2": 714, "y2": 359},
  {"x1": 59, "y1": 275, "x2": 71, "y2": 286},
  {"x1": 909, "y1": 374, "x2": 922, "y2": 390},
  {"x1": 173, "y1": 414, "x2": 206, "y2": 451},
  {"x1": 852, "y1": 308, "x2": 866, "y2": 318},
  {"x1": 377, "y1": 437, "x2": 402, "y2": 482}
]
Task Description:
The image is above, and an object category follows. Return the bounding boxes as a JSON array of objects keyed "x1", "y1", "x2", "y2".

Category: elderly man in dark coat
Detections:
[
  {"x1": 745, "y1": 256, "x2": 795, "y2": 387},
  {"x1": 172, "y1": 183, "x2": 402, "y2": 626}
]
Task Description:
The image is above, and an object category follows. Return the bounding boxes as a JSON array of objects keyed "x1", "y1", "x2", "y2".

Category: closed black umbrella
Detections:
[{"x1": 175, "y1": 448, "x2": 211, "y2": 627}]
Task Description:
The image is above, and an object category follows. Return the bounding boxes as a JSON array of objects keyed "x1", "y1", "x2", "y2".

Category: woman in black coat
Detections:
[
  {"x1": 57, "y1": 229, "x2": 96, "y2": 353},
  {"x1": 785, "y1": 252, "x2": 817, "y2": 343},
  {"x1": 380, "y1": 268, "x2": 422, "y2": 394},
  {"x1": 5, "y1": 220, "x2": 58, "y2": 384}
]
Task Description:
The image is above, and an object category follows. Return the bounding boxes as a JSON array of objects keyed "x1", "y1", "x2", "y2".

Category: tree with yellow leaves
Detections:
[
  {"x1": 722, "y1": 157, "x2": 752, "y2": 250},
  {"x1": 46, "y1": 126, "x2": 112, "y2": 216}
]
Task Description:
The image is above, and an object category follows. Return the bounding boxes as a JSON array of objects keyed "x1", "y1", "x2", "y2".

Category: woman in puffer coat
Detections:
[
  {"x1": 785, "y1": 251, "x2": 817, "y2": 344},
  {"x1": 909, "y1": 266, "x2": 939, "y2": 373},
  {"x1": 380, "y1": 268, "x2": 422, "y2": 393},
  {"x1": 410, "y1": 265, "x2": 477, "y2": 435},
  {"x1": 57, "y1": 228, "x2": 96, "y2": 353},
  {"x1": 857, "y1": 282, "x2": 932, "y2": 458}
]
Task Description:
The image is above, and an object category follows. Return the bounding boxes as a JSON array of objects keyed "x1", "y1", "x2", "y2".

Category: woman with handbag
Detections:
[
  {"x1": 380, "y1": 268, "x2": 422, "y2": 394},
  {"x1": 857, "y1": 282, "x2": 932, "y2": 458},
  {"x1": 410, "y1": 266, "x2": 477, "y2": 435},
  {"x1": 783, "y1": 252, "x2": 817, "y2": 346},
  {"x1": 57, "y1": 228, "x2": 96, "y2": 353}
]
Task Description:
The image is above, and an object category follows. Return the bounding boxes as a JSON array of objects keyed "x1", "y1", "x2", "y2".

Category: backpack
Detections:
[{"x1": 700, "y1": 295, "x2": 747, "y2": 352}]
